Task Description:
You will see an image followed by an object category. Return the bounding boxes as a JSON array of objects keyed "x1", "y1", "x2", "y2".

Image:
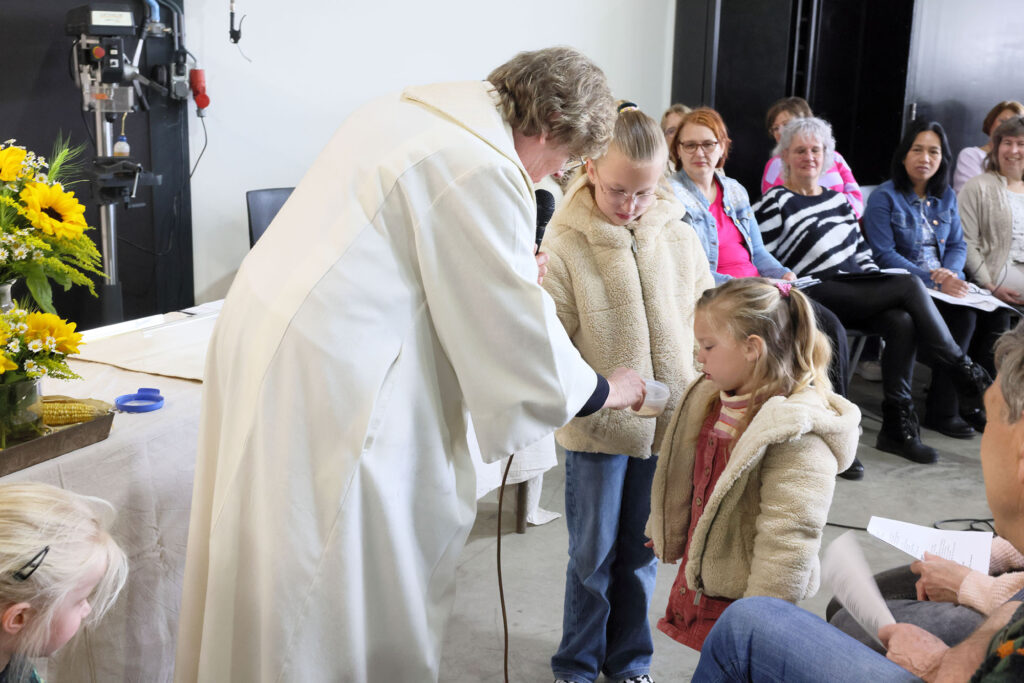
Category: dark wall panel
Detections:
[{"x1": 0, "y1": 0, "x2": 193, "y2": 327}]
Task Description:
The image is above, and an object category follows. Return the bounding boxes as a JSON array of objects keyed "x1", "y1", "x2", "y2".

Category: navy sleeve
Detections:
[{"x1": 576, "y1": 373, "x2": 609, "y2": 417}]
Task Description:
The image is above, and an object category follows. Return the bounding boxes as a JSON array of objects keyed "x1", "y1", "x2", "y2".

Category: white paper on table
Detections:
[
  {"x1": 822, "y1": 531, "x2": 895, "y2": 646},
  {"x1": 867, "y1": 516, "x2": 992, "y2": 573}
]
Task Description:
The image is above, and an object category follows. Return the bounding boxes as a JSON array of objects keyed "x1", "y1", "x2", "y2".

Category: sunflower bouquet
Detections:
[
  {"x1": 0, "y1": 306, "x2": 83, "y2": 446},
  {"x1": 0, "y1": 137, "x2": 103, "y2": 314}
]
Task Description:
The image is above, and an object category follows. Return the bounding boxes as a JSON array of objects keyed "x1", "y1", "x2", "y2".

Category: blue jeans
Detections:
[
  {"x1": 551, "y1": 451, "x2": 659, "y2": 683},
  {"x1": 693, "y1": 597, "x2": 922, "y2": 682}
]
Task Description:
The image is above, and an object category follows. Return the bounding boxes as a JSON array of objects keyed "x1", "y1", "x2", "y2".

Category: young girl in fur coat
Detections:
[
  {"x1": 647, "y1": 278, "x2": 860, "y2": 651},
  {"x1": 542, "y1": 104, "x2": 714, "y2": 683}
]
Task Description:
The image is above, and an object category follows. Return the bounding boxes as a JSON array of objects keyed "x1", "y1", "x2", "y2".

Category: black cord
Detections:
[
  {"x1": 496, "y1": 454, "x2": 514, "y2": 683},
  {"x1": 933, "y1": 517, "x2": 995, "y2": 533},
  {"x1": 826, "y1": 521, "x2": 868, "y2": 531},
  {"x1": 190, "y1": 116, "x2": 208, "y2": 179}
]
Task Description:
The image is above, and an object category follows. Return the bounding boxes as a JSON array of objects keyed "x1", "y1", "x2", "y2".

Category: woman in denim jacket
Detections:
[
  {"x1": 864, "y1": 119, "x2": 1011, "y2": 438},
  {"x1": 667, "y1": 107, "x2": 861, "y2": 479}
]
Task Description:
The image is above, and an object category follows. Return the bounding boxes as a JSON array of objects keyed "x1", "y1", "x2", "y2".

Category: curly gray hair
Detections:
[
  {"x1": 994, "y1": 322, "x2": 1024, "y2": 423},
  {"x1": 773, "y1": 116, "x2": 836, "y2": 182},
  {"x1": 487, "y1": 47, "x2": 616, "y2": 160}
]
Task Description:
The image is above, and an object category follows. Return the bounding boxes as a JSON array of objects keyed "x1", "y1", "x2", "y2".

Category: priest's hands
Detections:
[
  {"x1": 604, "y1": 367, "x2": 646, "y2": 411},
  {"x1": 534, "y1": 246, "x2": 549, "y2": 285}
]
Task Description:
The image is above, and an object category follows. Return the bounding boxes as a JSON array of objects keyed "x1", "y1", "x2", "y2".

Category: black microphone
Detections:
[{"x1": 535, "y1": 189, "x2": 555, "y2": 250}]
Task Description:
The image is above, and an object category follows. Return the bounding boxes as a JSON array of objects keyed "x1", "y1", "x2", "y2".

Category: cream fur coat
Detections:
[
  {"x1": 647, "y1": 378, "x2": 860, "y2": 601},
  {"x1": 541, "y1": 178, "x2": 715, "y2": 458}
]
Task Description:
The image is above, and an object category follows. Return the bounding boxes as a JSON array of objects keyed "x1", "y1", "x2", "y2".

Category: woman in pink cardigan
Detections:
[
  {"x1": 760, "y1": 96, "x2": 864, "y2": 217},
  {"x1": 827, "y1": 535, "x2": 1024, "y2": 653}
]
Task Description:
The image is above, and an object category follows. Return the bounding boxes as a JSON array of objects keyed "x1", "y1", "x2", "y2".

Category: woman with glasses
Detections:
[
  {"x1": 760, "y1": 96, "x2": 864, "y2": 217},
  {"x1": 666, "y1": 107, "x2": 861, "y2": 479},
  {"x1": 542, "y1": 102, "x2": 714, "y2": 683},
  {"x1": 754, "y1": 116, "x2": 992, "y2": 467}
]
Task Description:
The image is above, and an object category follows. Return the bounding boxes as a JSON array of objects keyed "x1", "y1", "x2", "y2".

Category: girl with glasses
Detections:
[{"x1": 543, "y1": 102, "x2": 714, "y2": 683}]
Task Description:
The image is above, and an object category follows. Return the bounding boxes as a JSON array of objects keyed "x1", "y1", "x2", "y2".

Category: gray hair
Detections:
[
  {"x1": 772, "y1": 116, "x2": 836, "y2": 182},
  {"x1": 488, "y1": 47, "x2": 616, "y2": 160},
  {"x1": 994, "y1": 322, "x2": 1024, "y2": 423}
]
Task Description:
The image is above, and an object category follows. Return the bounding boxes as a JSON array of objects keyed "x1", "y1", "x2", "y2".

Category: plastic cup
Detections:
[{"x1": 632, "y1": 379, "x2": 669, "y2": 417}]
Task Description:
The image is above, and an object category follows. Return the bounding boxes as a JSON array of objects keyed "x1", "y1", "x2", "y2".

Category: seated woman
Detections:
[
  {"x1": 761, "y1": 96, "x2": 864, "y2": 217},
  {"x1": 542, "y1": 102, "x2": 715, "y2": 683},
  {"x1": 753, "y1": 116, "x2": 991, "y2": 466},
  {"x1": 953, "y1": 101, "x2": 1024, "y2": 193},
  {"x1": 661, "y1": 102, "x2": 691, "y2": 150},
  {"x1": 864, "y1": 119, "x2": 1011, "y2": 438},
  {"x1": 666, "y1": 107, "x2": 862, "y2": 479},
  {"x1": 960, "y1": 115, "x2": 1024, "y2": 306}
]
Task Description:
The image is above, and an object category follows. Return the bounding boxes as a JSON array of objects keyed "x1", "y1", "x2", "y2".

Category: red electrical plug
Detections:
[{"x1": 189, "y1": 68, "x2": 211, "y2": 113}]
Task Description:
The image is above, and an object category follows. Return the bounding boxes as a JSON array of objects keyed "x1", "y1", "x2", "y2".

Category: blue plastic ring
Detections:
[{"x1": 114, "y1": 387, "x2": 165, "y2": 413}]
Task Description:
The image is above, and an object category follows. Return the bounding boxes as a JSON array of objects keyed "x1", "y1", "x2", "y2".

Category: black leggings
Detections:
[
  {"x1": 805, "y1": 273, "x2": 963, "y2": 403},
  {"x1": 926, "y1": 301, "x2": 1012, "y2": 418}
]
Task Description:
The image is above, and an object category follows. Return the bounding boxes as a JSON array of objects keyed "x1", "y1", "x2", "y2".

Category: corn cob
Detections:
[{"x1": 42, "y1": 400, "x2": 99, "y2": 426}]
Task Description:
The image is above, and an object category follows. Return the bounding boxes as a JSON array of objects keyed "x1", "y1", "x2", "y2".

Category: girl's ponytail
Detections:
[{"x1": 785, "y1": 286, "x2": 833, "y2": 398}]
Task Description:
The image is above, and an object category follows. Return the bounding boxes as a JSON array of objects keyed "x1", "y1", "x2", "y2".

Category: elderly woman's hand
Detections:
[
  {"x1": 992, "y1": 284, "x2": 1024, "y2": 305},
  {"x1": 911, "y1": 552, "x2": 972, "y2": 603},
  {"x1": 930, "y1": 270, "x2": 969, "y2": 297}
]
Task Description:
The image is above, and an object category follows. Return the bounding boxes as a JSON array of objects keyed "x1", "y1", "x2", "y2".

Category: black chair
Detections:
[{"x1": 245, "y1": 187, "x2": 294, "y2": 246}]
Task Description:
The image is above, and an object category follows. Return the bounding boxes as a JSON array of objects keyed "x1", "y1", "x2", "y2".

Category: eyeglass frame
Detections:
[
  {"x1": 590, "y1": 165, "x2": 659, "y2": 208},
  {"x1": 677, "y1": 139, "x2": 720, "y2": 156}
]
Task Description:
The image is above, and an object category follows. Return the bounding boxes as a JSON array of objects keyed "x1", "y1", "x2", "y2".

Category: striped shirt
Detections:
[
  {"x1": 761, "y1": 151, "x2": 864, "y2": 217},
  {"x1": 753, "y1": 187, "x2": 879, "y2": 279}
]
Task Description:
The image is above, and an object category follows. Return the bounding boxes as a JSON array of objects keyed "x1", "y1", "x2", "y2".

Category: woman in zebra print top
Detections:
[{"x1": 753, "y1": 117, "x2": 991, "y2": 469}]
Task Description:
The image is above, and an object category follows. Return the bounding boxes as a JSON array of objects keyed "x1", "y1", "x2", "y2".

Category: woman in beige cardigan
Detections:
[
  {"x1": 960, "y1": 115, "x2": 1024, "y2": 305},
  {"x1": 542, "y1": 104, "x2": 714, "y2": 683}
]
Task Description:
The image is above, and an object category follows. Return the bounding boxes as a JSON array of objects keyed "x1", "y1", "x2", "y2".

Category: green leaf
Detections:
[{"x1": 24, "y1": 270, "x2": 54, "y2": 314}]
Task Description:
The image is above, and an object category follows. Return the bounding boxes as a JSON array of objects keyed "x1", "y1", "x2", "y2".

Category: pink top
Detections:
[
  {"x1": 709, "y1": 181, "x2": 760, "y2": 278},
  {"x1": 957, "y1": 536, "x2": 1024, "y2": 615},
  {"x1": 761, "y1": 150, "x2": 864, "y2": 218}
]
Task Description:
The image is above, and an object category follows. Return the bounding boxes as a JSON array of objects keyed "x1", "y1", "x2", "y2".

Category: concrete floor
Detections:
[{"x1": 439, "y1": 375, "x2": 992, "y2": 682}]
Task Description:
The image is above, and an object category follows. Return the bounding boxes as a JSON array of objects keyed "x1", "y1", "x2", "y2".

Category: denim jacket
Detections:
[
  {"x1": 863, "y1": 179, "x2": 967, "y2": 284},
  {"x1": 668, "y1": 170, "x2": 788, "y2": 285}
]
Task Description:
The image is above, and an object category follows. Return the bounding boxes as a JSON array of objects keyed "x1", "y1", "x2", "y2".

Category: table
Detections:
[{"x1": 6, "y1": 361, "x2": 200, "y2": 683}]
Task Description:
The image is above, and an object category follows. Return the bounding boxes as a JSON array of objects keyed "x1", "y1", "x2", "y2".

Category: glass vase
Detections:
[
  {"x1": 0, "y1": 378, "x2": 43, "y2": 448},
  {"x1": 0, "y1": 280, "x2": 14, "y2": 314}
]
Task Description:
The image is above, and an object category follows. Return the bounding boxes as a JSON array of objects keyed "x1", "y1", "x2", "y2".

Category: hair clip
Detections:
[
  {"x1": 775, "y1": 281, "x2": 793, "y2": 298},
  {"x1": 617, "y1": 101, "x2": 639, "y2": 114},
  {"x1": 13, "y1": 546, "x2": 49, "y2": 581}
]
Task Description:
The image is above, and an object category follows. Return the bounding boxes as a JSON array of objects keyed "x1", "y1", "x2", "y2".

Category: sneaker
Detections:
[
  {"x1": 619, "y1": 676, "x2": 655, "y2": 683},
  {"x1": 856, "y1": 360, "x2": 883, "y2": 382}
]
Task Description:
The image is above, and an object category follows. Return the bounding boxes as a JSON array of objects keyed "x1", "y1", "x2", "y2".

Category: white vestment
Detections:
[{"x1": 173, "y1": 81, "x2": 597, "y2": 682}]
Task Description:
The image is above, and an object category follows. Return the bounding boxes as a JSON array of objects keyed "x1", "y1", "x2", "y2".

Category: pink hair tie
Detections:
[{"x1": 775, "y1": 281, "x2": 792, "y2": 297}]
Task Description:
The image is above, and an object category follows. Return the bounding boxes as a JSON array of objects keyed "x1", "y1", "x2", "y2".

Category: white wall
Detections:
[{"x1": 184, "y1": 0, "x2": 677, "y2": 301}]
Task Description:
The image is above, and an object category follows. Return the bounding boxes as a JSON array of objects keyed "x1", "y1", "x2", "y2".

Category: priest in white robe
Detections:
[{"x1": 174, "y1": 47, "x2": 646, "y2": 682}]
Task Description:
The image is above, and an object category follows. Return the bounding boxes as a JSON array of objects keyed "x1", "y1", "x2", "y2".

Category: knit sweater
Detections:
[
  {"x1": 647, "y1": 378, "x2": 860, "y2": 601},
  {"x1": 959, "y1": 537, "x2": 1024, "y2": 615},
  {"x1": 754, "y1": 186, "x2": 879, "y2": 279},
  {"x1": 960, "y1": 171, "x2": 1017, "y2": 287},
  {"x1": 541, "y1": 178, "x2": 715, "y2": 458}
]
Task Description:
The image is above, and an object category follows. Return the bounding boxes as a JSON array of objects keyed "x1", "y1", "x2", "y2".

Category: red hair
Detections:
[{"x1": 669, "y1": 107, "x2": 732, "y2": 169}]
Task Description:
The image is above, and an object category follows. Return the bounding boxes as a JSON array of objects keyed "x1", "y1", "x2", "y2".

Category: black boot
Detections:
[
  {"x1": 876, "y1": 399, "x2": 939, "y2": 464},
  {"x1": 948, "y1": 356, "x2": 993, "y2": 415},
  {"x1": 961, "y1": 408, "x2": 987, "y2": 433},
  {"x1": 838, "y1": 456, "x2": 865, "y2": 480},
  {"x1": 922, "y1": 412, "x2": 976, "y2": 439}
]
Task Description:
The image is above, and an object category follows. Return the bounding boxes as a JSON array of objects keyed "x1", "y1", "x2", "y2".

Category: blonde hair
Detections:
[
  {"x1": 0, "y1": 483, "x2": 127, "y2": 681},
  {"x1": 661, "y1": 103, "x2": 692, "y2": 130},
  {"x1": 487, "y1": 46, "x2": 615, "y2": 160},
  {"x1": 607, "y1": 103, "x2": 667, "y2": 163},
  {"x1": 697, "y1": 278, "x2": 832, "y2": 434}
]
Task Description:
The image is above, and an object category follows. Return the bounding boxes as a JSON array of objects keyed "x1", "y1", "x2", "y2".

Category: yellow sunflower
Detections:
[
  {"x1": 0, "y1": 146, "x2": 28, "y2": 183},
  {"x1": 18, "y1": 182, "x2": 88, "y2": 239},
  {"x1": 24, "y1": 312, "x2": 82, "y2": 355}
]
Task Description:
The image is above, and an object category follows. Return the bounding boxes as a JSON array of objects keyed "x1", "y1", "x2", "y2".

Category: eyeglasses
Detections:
[
  {"x1": 559, "y1": 155, "x2": 585, "y2": 176},
  {"x1": 678, "y1": 140, "x2": 719, "y2": 155},
  {"x1": 592, "y1": 168, "x2": 657, "y2": 208}
]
